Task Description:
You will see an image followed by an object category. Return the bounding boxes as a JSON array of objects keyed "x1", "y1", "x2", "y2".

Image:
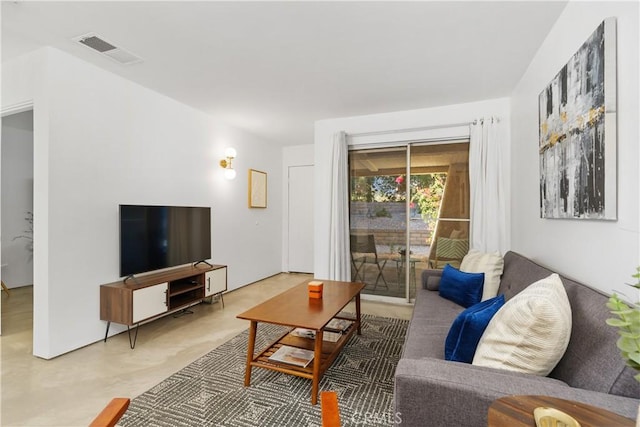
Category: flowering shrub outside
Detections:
[
  {"x1": 350, "y1": 174, "x2": 446, "y2": 230},
  {"x1": 411, "y1": 175, "x2": 445, "y2": 228}
]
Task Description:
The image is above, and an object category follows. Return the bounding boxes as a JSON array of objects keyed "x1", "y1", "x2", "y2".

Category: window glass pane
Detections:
[
  {"x1": 349, "y1": 148, "x2": 407, "y2": 298},
  {"x1": 410, "y1": 143, "x2": 470, "y2": 270}
]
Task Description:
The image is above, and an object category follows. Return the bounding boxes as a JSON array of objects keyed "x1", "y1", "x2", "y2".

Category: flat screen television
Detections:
[{"x1": 119, "y1": 205, "x2": 211, "y2": 277}]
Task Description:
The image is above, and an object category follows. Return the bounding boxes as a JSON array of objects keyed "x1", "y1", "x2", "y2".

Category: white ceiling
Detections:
[{"x1": 2, "y1": 1, "x2": 567, "y2": 146}]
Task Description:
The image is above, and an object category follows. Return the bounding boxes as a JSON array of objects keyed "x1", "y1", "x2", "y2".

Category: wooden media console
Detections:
[{"x1": 100, "y1": 263, "x2": 227, "y2": 348}]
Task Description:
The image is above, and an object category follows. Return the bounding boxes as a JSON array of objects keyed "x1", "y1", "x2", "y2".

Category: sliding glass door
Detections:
[
  {"x1": 349, "y1": 140, "x2": 470, "y2": 302},
  {"x1": 349, "y1": 147, "x2": 408, "y2": 299}
]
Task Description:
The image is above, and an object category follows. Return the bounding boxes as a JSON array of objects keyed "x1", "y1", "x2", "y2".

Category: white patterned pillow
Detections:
[
  {"x1": 460, "y1": 250, "x2": 504, "y2": 301},
  {"x1": 472, "y1": 273, "x2": 572, "y2": 376}
]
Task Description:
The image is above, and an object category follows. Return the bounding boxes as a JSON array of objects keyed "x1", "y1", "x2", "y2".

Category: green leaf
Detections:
[
  {"x1": 628, "y1": 352, "x2": 640, "y2": 365},
  {"x1": 607, "y1": 318, "x2": 631, "y2": 328},
  {"x1": 607, "y1": 294, "x2": 625, "y2": 305},
  {"x1": 627, "y1": 359, "x2": 640, "y2": 371},
  {"x1": 609, "y1": 309, "x2": 634, "y2": 317},
  {"x1": 618, "y1": 330, "x2": 640, "y2": 339},
  {"x1": 607, "y1": 298, "x2": 626, "y2": 310},
  {"x1": 617, "y1": 337, "x2": 639, "y2": 353}
]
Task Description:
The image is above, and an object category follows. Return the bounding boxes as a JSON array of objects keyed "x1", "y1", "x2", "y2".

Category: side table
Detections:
[
  {"x1": 488, "y1": 395, "x2": 635, "y2": 427},
  {"x1": 394, "y1": 254, "x2": 419, "y2": 287}
]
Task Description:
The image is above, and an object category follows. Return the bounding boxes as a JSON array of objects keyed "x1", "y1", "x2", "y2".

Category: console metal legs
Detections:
[
  {"x1": 127, "y1": 324, "x2": 140, "y2": 349},
  {"x1": 103, "y1": 321, "x2": 140, "y2": 349},
  {"x1": 101, "y1": 293, "x2": 225, "y2": 350}
]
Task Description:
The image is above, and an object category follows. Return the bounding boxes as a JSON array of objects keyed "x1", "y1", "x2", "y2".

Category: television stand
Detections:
[{"x1": 100, "y1": 264, "x2": 227, "y2": 348}]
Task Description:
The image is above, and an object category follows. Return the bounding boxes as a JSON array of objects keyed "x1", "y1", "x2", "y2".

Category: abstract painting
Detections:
[{"x1": 539, "y1": 18, "x2": 617, "y2": 220}]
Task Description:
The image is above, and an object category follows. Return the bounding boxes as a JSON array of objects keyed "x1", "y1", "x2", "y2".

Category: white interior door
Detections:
[{"x1": 288, "y1": 165, "x2": 314, "y2": 273}]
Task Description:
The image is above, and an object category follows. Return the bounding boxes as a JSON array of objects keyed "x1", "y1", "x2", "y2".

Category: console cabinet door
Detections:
[
  {"x1": 205, "y1": 268, "x2": 227, "y2": 297},
  {"x1": 132, "y1": 282, "x2": 168, "y2": 323}
]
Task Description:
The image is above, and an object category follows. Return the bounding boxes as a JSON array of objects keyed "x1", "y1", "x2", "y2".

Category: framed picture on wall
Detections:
[
  {"x1": 538, "y1": 18, "x2": 617, "y2": 220},
  {"x1": 249, "y1": 169, "x2": 267, "y2": 208}
]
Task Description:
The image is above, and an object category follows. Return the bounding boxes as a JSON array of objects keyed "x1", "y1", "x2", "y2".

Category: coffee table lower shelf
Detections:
[{"x1": 245, "y1": 320, "x2": 359, "y2": 404}]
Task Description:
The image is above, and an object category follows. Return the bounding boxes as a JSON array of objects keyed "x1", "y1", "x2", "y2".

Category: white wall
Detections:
[
  {"x1": 1, "y1": 110, "x2": 34, "y2": 288},
  {"x1": 510, "y1": 1, "x2": 639, "y2": 295},
  {"x1": 314, "y1": 98, "x2": 511, "y2": 279},
  {"x1": 2, "y1": 47, "x2": 282, "y2": 358},
  {"x1": 281, "y1": 144, "x2": 314, "y2": 272}
]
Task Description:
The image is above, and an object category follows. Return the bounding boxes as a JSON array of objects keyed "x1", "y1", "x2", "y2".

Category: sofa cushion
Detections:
[
  {"x1": 460, "y1": 250, "x2": 504, "y2": 301},
  {"x1": 439, "y1": 264, "x2": 484, "y2": 308},
  {"x1": 445, "y1": 295, "x2": 505, "y2": 363},
  {"x1": 422, "y1": 269, "x2": 444, "y2": 291},
  {"x1": 498, "y1": 252, "x2": 639, "y2": 397},
  {"x1": 473, "y1": 273, "x2": 572, "y2": 376},
  {"x1": 402, "y1": 288, "x2": 464, "y2": 359}
]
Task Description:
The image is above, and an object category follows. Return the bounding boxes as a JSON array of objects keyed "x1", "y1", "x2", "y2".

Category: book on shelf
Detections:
[
  {"x1": 325, "y1": 318, "x2": 354, "y2": 333},
  {"x1": 290, "y1": 328, "x2": 342, "y2": 343},
  {"x1": 268, "y1": 345, "x2": 314, "y2": 368}
]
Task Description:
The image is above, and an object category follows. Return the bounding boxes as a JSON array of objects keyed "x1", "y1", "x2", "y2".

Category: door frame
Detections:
[{"x1": 1, "y1": 101, "x2": 35, "y2": 336}]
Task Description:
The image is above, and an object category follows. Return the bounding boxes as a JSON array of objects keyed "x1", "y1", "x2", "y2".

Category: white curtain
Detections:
[
  {"x1": 328, "y1": 131, "x2": 350, "y2": 281},
  {"x1": 469, "y1": 118, "x2": 508, "y2": 254}
]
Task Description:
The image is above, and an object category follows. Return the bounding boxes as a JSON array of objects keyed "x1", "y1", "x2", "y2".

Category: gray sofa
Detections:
[{"x1": 394, "y1": 251, "x2": 640, "y2": 426}]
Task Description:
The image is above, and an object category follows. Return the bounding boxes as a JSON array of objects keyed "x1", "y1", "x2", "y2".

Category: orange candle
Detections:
[{"x1": 308, "y1": 281, "x2": 324, "y2": 299}]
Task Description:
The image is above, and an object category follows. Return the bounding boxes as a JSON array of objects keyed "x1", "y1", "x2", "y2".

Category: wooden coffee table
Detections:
[
  {"x1": 236, "y1": 279, "x2": 365, "y2": 405},
  {"x1": 488, "y1": 395, "x2": 635, "y2": 427}
]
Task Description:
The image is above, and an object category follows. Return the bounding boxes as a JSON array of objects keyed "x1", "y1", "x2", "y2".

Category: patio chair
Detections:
[{"x1": 350, "y1": 234, "x2": 388, "y2": 289}]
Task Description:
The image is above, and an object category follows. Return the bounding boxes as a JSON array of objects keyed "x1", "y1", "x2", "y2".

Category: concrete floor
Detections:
[{"x1": 1, "y1": 273, "x2": 414, "y2": 426}]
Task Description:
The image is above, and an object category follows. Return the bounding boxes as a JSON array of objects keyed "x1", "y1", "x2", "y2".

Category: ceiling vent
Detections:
[{"x1": 72, "y1": 33, "x2": 143, "y2": 65}]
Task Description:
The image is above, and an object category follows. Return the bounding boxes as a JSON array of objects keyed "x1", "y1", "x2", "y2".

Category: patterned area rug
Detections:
[{"x1": 120, "y1": 314, "x2": 408, "y2": 427}]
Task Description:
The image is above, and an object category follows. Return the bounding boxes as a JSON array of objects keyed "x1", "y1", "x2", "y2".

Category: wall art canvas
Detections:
[{"x1": 539, "y1": 18, "x2": 617, "y2": 220}]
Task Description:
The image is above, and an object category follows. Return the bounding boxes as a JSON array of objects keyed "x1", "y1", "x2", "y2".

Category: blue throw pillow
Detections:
[
  {"x1": 445, "y1": 295, "x2": 506, "y2": 363},
  {"x1": 439, "y1": 264, "x2": 484, "y2": 308}
]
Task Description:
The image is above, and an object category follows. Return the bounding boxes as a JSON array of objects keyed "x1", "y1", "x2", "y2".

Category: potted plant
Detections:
[{"x1": 606, "y1": 267, "x2": 640, "y2": 425}]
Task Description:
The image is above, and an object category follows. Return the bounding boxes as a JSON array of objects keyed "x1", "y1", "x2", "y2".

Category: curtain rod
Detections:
[
  {"x1": 472, "y1": 116, "x2": 500, "y2": 125},
  {"x1": 345, "y1": 116, "x2": 501, "y2": 139},
  {"x1": 345, "y1": 121, "x2": 472, "y2": 139}
]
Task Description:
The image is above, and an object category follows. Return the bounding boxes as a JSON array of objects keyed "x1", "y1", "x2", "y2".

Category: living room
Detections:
[{"x1": 1, "y1": 1, "x2": 639, "y2": 426}]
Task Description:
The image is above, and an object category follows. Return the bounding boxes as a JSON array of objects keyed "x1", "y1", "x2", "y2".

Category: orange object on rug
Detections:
[{"x1": 321, "y1": 391, "x2": 341, "y2": 427}]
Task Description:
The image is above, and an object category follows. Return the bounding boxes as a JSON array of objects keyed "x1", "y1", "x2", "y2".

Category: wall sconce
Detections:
[{"x1": 219, "y1": 147, "x2": 237, "y2": 180}]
